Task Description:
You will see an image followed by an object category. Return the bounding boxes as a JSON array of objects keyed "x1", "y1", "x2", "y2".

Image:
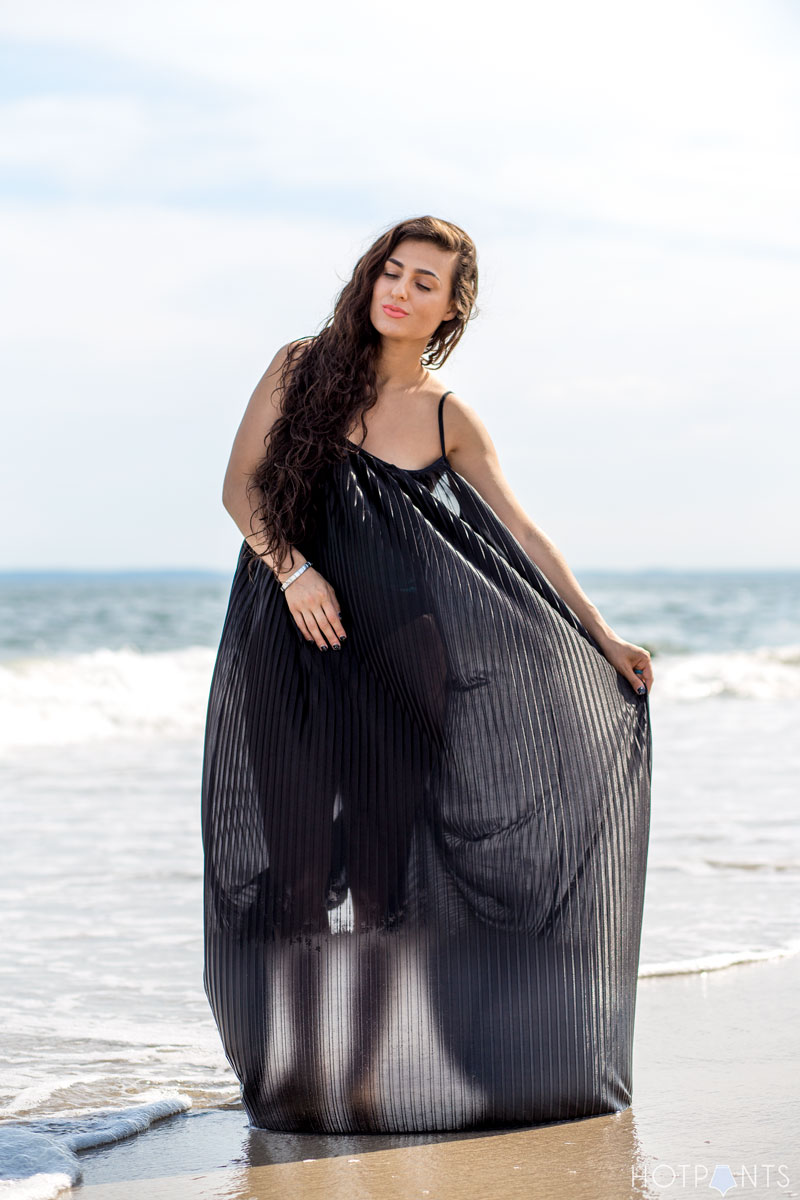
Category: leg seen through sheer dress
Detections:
[{"x1": 339, "y1": 608, "x2": 448, "y2": 1129}]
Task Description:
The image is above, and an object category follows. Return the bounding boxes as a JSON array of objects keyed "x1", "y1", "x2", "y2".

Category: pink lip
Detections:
[{"x1": 382, "y1": 304, "x2": 408, "y2": 317}]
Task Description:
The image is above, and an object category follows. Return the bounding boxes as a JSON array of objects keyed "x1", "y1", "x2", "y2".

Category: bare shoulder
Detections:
[
  {"x1": 439, "y1": 389, "x2": 498, "y2": 460},
  {"x1": 224, "y1": 337, "x2": 315, "y2": 482},
  {"x1": 271, "y1": 335, "x2": 314, "y2": 381},
  {"x1": 251, "y1": 336, "x2": 314, "y2": 408},
  {"x1": 287, "y1": 334, "x2": 315, "y2": 359},
  {"x1": 437, "y1": 390, "x2": 536, "y2": 542}
]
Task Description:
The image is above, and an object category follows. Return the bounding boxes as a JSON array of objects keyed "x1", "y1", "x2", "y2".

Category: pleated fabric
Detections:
[{"x1": 201, "y1": 391, "x2": 652, "y2": 1134}]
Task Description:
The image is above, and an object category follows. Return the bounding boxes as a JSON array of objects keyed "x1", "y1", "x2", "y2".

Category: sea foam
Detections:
[
  {"x1": 1, "y1": 642, "x2": 798, "y2": 756},
  {"x1": 0, "y1": 647, "x2": 214, "y2": 754},
  {"x1": 0, "y1": 1096, "x2": 191, "y2": 1197}
]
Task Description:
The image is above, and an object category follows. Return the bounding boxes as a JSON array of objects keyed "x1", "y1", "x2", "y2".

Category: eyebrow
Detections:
[{"x1": 387, "y1": 256, "x2": 440, "y2": 281}]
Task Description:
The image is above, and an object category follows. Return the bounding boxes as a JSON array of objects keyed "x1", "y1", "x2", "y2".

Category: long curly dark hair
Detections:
[{"x1": 245, "y1": 215, "x2": 479, "y2": 579}]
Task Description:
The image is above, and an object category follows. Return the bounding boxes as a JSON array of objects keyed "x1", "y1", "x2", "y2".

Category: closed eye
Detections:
[{"x1": 383, "y1": 271, "x2": 431, "y2": 292}]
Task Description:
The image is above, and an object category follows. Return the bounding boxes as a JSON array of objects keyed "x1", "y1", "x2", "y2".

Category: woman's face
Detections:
[{"x1": 370, "y1": 239, "x2": 458, "y2": 343}]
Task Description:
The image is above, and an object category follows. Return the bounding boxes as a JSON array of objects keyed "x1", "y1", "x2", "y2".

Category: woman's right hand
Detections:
[{"x1": 280, "y1": 565, "x2": 346, "y2": 651}]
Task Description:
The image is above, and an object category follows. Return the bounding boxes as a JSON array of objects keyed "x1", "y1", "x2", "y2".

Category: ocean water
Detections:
[{"x1": 1, "y1": 566, "x2": 798, "y2": 1194}]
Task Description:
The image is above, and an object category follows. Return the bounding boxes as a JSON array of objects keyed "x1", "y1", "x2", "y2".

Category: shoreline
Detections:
[{"x1": 67, "y1": 952, "x2": 799, "y2": 1199}]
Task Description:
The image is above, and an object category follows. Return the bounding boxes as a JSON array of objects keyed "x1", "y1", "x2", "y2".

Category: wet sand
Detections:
[{"x1": 73, "y1": 954, "x2": 800, "y2": 1199}]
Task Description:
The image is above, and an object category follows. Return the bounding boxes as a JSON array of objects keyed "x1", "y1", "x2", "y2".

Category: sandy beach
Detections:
[{"x1": 70, "y1": 953, "x2": 799, "y2": 1199}]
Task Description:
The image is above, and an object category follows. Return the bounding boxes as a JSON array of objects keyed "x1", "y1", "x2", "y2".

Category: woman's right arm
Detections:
[
  {"x1": 222, "y1": 340, "x2": 303, "y2": 580},
  {"x1": 222, "y1": 341, "x2": 346, "y2": 651}
]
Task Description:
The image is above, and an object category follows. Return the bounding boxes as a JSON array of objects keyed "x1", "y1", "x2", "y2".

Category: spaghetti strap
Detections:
[{"x1": 438, "y1": 391, "x2": 453, "y2": 460}]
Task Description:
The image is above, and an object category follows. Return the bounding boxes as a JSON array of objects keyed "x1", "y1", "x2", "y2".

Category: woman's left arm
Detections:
[{"x1": 445, "y1": 394, "x2": 654, "y2": 695}]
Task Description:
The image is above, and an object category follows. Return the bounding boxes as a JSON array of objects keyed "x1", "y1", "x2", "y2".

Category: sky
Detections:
[{"x1": 0, "y1": 0, "x2": 797, "y2": 571}]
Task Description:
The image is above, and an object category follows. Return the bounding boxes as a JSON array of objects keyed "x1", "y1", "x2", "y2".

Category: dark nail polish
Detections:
[
  {"x1": 340, "y1": 633, "x2": 347, "y2": 641},
  {"x1": 332, "y1": 643, "x2": 341, "y2": 651},
  {"x1": 637, "y1": 685, "x2": 646, "y2": 695},
  {"x1": 319, "y1": 644, "x2": 328, "y2": 652}
]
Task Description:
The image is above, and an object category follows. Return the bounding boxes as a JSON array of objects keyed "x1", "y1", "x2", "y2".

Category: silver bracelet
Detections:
[{"x1": 279, "y1": 560, "x2": 313, "y2": 591}]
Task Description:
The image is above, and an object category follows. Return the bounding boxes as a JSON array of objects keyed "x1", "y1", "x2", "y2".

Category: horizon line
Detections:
[{"x1": 1, "y1": 565, "x2": 799, "y2": 577}]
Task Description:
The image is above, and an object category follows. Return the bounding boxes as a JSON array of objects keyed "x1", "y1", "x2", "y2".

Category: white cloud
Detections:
[
  {"x1": 1, "y1": 0, "x2": 797, "y2": 248},
  {"x1": 0, "y1": 95, "x2": 149, "y2": 183},
  {"x1": 0, "y1": 0, "x2": 797, "y2": 568}
]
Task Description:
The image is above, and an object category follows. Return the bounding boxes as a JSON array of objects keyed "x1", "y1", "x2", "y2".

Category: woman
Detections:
[{"x1": 201, "y1": 215, "x2": 653, "y2": 1135}]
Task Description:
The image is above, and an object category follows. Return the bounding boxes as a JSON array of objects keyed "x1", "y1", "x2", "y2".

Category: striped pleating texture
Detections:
[{"x1": 201, "y1": 449, "x2": 652, "y2": 1133}]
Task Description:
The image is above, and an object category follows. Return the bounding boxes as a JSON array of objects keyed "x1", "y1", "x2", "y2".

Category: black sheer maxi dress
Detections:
[{"x1": 201, "y1": 390, "x2": 652, "y2": 1134}]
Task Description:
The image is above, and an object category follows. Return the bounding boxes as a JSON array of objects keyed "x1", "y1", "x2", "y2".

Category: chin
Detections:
[{"x1": 375, "y1": 317, "x2": 410, "y2": 336}]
